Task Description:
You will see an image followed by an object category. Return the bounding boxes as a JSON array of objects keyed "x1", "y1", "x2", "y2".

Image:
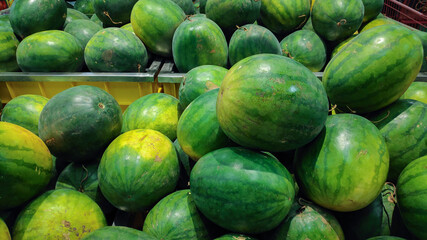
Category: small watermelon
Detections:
[
  {"x1": 64, "y1": 19, "x2": 103, "y2": 48},
  {"x1": 362, "y1": 0, "x2": 384, "y2": 22},
  {"x1": 64, "y1": 8, "x2": 89, "y2": 27},
  {"x1": 400, "y1": 82, "x2": 427, "y2": 104}
]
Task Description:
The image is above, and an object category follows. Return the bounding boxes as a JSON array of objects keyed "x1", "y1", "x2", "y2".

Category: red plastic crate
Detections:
[{"x1": 383, "y1": 0, "x2": 427, "y2": 30}]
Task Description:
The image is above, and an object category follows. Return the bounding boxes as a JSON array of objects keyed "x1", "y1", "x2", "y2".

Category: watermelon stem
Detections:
[
  {"x1": 370, "y1": 110, "x2": 391, "y2": 124},
  {"x1": 337, "y1": 19, "x2": 347, "y2": 27},
  {"x1": 236, "y1": 25, "x2": 248, "y2": 31},
  {"x1": 79, "y1": 164, "x2": 89, "y2": 193},
  {"x1": 328, "y1": 104, "x2": 337, "y2": 112},
  {"x1": 103, "y1": 11, "x2": 122, "y2": 25}
]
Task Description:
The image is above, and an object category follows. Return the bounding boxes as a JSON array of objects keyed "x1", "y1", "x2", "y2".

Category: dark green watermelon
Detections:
[
  {"x1": 190, "y1": 147, "x2": 295, "y2": 234},
  {"x1": 64, "y1": 8, "x2": 90, "y2": 27},
  {"x1": 0, "y1": 122, "x2": 54, "y2": 210},
  {"x1": 0, "y1": 218, "x2": 10, "y2": 240},
  {"x1": 98, "y1": 129, "x2": 179, "y2": 212},
  {"x1": 38, "y1": 85, "x2": 122, "y2": 162},
  {"x1": 16, "y1": 30, "x2": 84, "y2": 72},
  {"x1": 215, "y1": 234, "x2": 257, "y2": 240},
  {"x1": 280, "y1": 29, "x2": 327, "y2": 72},
  {"x1": 131, "y1": 0, "x2": 185, "y2": 57},
  {"x1": 362, "y1": 0, "x2": 384, "y2": 22},
  {"x1": 172, "y1": 15, "x2": 228, "y2": 73},
  {"x1": 295, "y1": 114, "x2": 389, "y2": 212},
  {"x1": 81, "y1": 226, "x2": 157, "y2": 239},
  {"x1": 9, "y1": 0, "x2": 67, "y2": 39},
  {"x1": 90, "y1": 14, "x2": 103, "y2": 27},
  {"x1": 365, "y1": 99, "x2": 427, "y2": 182},
  {"x1": 74, "y1": 0, "x2": 95, "y2": 17},
  {"x1": 64, "y1": 19, "x2": 102, "y2": 48},
  {"x1": 122, "y1": 93, "x2": 180, "y2": 140},
  {"x1": 0, "y1": 31, "x2": 19, "y2": 72},
  {"x1": 94, "y1": 0, "x2": 138, "y2": 27},
  {"x1": 217, "y1": 54, "x2": 329, "y2": 152},
  {"x1": 228, "y1": 24, "x2": 281, "y2": 66},
  {"x1": 400, "y1": 82, "x2": 427, "y2": 104},
  {"x1": 84, "y1": 28, "x2": 148, "y2": 72},
  {"x1": 171, "y1": 0, "x2": 196, "y2": 15},
  {"x1": 312, "y1": 0, "x2": 364, "y2": 41},
  {"x1": 323, "y1": 24, "x2": 423, "y2": 113}
]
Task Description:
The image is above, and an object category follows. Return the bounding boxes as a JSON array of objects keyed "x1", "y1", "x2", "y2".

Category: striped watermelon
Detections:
[
  {"x1": 0, "y1": 15, "x2": 13, "y2": 33},
  {"x1": 362, "y1": 0, "x2": 384, "y2": 22},
  {"x1": 215, "y1": 234, "x2": 257, "y2": 240},
  {"x1": 64, "y1": 19, "x2": 103, "y2": 48},
  {"x1": 16, "y1": 30, "x2": 84, "y2": 72},
  {"x1": 1, "y1": 94, "x2": 48, "y2": 136},
  {"x1": 0, "y1": 218, "x2": 10, "y2": 240},
  {"x1": 295, "y1": 114, "x2": 389, "y2": 212},
  {"x1": 64, "y1": 8, "x2": 89, "y2": 27},
  {"x1": 360, "y1": 18, "x2": 395, "y2": 32},
  {"x1": 323, "y1": 24, "x2": 423, "y2": 113},
  {"x1": 93, "y1": 0, "x2": 137, "y2": 27},
  {"x1": 81, "y1": 226, "x2": 157, "y2": 239},
  {"x1": 400, "y1": 82, "x2": 427, "y2": 104},
  {"x1": 396, "y1": 156, "x2": 427, "y2": 239},
  {"x1": 74, "y1": 0, "x2": 95, "y2": 17},
  {"x1": 0, "y1": 31, "x2": 19, "y2": 72},
  {"x1": 0, "y1": 122, "x2": 53, "y2": 211}
]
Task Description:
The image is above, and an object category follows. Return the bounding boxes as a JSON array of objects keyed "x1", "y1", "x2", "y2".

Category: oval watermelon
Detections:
[
  {"x1": 93, "y1": 0, "x2": 138, "y2": 27},
  {"x1": 0, "y1": 31, "x2": 19, "y2": 72},
  {"x1": 400, "y1": 82, "x2": 427, "y2": 104},
  {"x1": 64, "y1": 8, "x2": 90, "y2": 27},
  {"x1": 0, "y1": 218, "x2": 10, "y2": 240},
  {"x1": 362, "y1": 0, "x2": 384, "y2": 22},
  {"x1": 74, "y1": 0, "x2": 95, "y2": 17},
  {"x1": 64, "y1": 19, "x2": 103, "y2": 48},
  {"x1": 81, "y1": 226, "x2": 157, "y2": 239},
  {"x1": 0, "y1": 122, "x2": 53, "y2": 211},
  {"x1": 190, "y1": 147, "x2": 295, "y2": 234}
]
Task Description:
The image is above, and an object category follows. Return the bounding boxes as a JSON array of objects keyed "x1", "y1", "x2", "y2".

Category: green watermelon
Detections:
[
  {"x1": 366, "y1": 237, "x2": 406, "y2": 240},
  {"x1": 260, "y1": 0, "x2": 310, "y2": 35},
  {"x1": 177, "y1": 89, "x2": 231, "y2": 161},
  {"x1": 323, "y1": 24, "x2": 423, "y2": 114},
  {"x1": 9, "y1": 0, "x2": 67, "y2": 39},
  {"x1": 413, "y1": 30, "x2": 427, "y2": 72},
  {"x1": 215, "y1": 234, "x2": 257, "y2": 240},
  {"x1": 173, "y1": 139, "x2": 194, "y2": 190},
  {"x1": 98, "y1": 129, "x2": 179, "y2": 212},
  {"x1": 396, "y1": 155, "x2": 427, "y2": 239},
  {"x1": 312, "y1": 0, "x2": 364, "y2": 41},
  {"x1": 143, "y1": 190, "x2": 212, "y2": 239},
  {"x1": 0, "y1": 218, "x2": 10, "y2": 240},
  {"x1": 122, "y1": 93, "x2": 179, "y2": 140},
  {"x1": 93, "y1": 0, "x2": 138, "y2": 27},
  {"x1": 120, "y1": 23, "x2": 134, "y2": 33},
  {"x1": 1, "y1": 94, "x2": 48, "y2": 135},
  {"x1": 38, "y1": 85, "x2": 122, "y2": 162},
  {"x1": 360, "y1": 18, "x2": 396, "y2": 32},
  {"x1": 190, "y1": 147, "x2": 295, "y2": 234},
  {"x1": 171, "y1": 0, "x2": 196, "y2": 15},
  {"x1": 365, "y1": 99, "x2": 427, "y2": 182},
  {"x1": 362, "y1": 0, "x2": 384, "y2": 22},
  {"x1": 82, "y1": 226, "x2": 157, "y2": 240},
  {"x1": 64, "y1": 19, "x2": 103, "y2": 48},
  {"x1": 280, "y1": 29, "x2": 327, "y2": 72},
  {"x1": 302, "y1": 16, "x2": 314, "y2": 31},
  {"x1": 16, "y1": 30, "x2": 84, "y2": 72},
  {"x1": 199, "y1": 0, "x2": 207, "y2": 13},
  {"x1": 295, "y1": 114, "x2": 389, "y2": 212},
  {"x1": 400, "y1": 82, "x2": 427, "y2": 104},
  {"x1": 172, "y1": 15, "x2": 228, "y2": 73},
  {"x1": 0, "y1": 122, "x2": 53, "y2": 211},
  {"x1": 74, "y1": 0, "x2": 95, "y2": 17},
  {"x1": 131, "y1": 0, "x2": 185, "y2": 57},
  {"x1": 228, "y1": 24, "x2": 281, "y2": 66},
  {"x1": 381, "y1": 183, "x2": 397, "y2": 236},
  {"x1": 84, "y1": 28, "x2": 148, "y2": 72},
  {"x1": 205, "y1": 0, "x2": 261, "y2": 35},
  {"x1": 0, "y1": 31, "x2": 19, "y2": 72},
  {"x1": 0, "y1": 15, "x2": 13, "y2": 33},
  {"x1": 12, "y1": 189, "x2": 107, "y2": 240},
  {"x1": 90, "y1": 14, "x2": 103, "y2": 27},
  {"x1": 331, "y1": 35, "x2": 356, "y2": 58},
  {"x1": 64, "y1": 8, "x2": 90, "y2": 27},
  {"x1": 178, "y1": 65, "x2": 227, "y2": 110},
  {"x1": 217, "y1": 54, "x2": 329, "y2": 152}
]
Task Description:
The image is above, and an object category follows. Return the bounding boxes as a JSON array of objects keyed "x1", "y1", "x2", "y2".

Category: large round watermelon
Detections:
[
  {"x1": 93, "y1": 0, "x2": 138, "y2": 27},
  {"x1": 84, "y1": 28, "x2": 148, "y2": 72},
  {"x1": 12, "y1": 189, "x2": 107, "y2": 240},
  {"x1": 64, "y1": 8, "x2": 90, "y2": 27},
  {"x1": 400, "y1": 82, "x2": 427, "y2": 104},
  {"x1": 362, "y1": 0, "x2": 384, "y2": 22},
  {"x1": 0, "y1": 31, "x2": 19, "y2": 72},
  {"x1": 323, "y1": 24, "x2": 423, "y2": 113},
  {"x1": 1, "y1": 94, "x2": 48, "y2": 136},
  {"x1": 122, "y1": 93, "x2": 180, "y2": 140},
  {"x1": 0, "y1": 122, "x2": 53, "y2": 211},
  {"x1": 190, "y1": 147, "x2": 295, "y2": 234},
  {"x1": 16, "y1": 30, "x2": 84, "y2": 72},
  {"x1": 64, "y1": 19, "x2": 103, "y2": 48},
  {"x1": 217, "y1": 54, "x2": 329, "y2": 152},
  {"x1": 9, "y1": 0, "x2": 67, "y2": 39},
  {"x1": 295, "y1": 114, "x2": 389, "y2": 212},
  {"x1": 38, "y1": 85, "x2": 122, "y2": 162},
  {"x1": 131, "y1": 0, "x2": 185, "y2": 57},
  {"x1": 0, "y1": 218, "x2": 10, "y2": 240},
  {"x1": 82, "y1": 226, "x2": 157, "y2": 239},
  {"x1": 98, "y1": 129, "x2": 179, "y2": 212}
]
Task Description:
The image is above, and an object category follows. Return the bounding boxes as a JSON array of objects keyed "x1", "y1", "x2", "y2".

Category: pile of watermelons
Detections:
[{"x1": 1, "y1": 0, "x2": 427, "y2": 239}]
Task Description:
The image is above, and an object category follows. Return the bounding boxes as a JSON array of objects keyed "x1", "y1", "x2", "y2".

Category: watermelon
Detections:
[
  {"x1": 260, "y1": 0, "x2": 310, "y2": 36},
  {"x1": 302, "y1": 16, "x2": 314, "y2": 31},
  {"x1": 0, "y1": 218, "x2": 10, "y2": 240},
  {"x1": 120, "y1": 23, "x2": 134, "y2": 33},
  {"x1": 1, "y1": 94, "x2": 48, "y2": 136},
  {"x1": 323, "y1": 24, "x2": 423, "y2": 114},
  {"x1": 0, "y1": 15, "x2": 13, "y2": 33},
  {"x1": 178, "y1": 65, "x2": 227, "y2": 110},
  {"x1": 365, "y1": 99, "x2": 427, "y2": 182},
  {"x1": 98, "y1": 129, "x2": 179, "y2": 212},
  {"x1": 38, "y1": 85, "x2": 122, "y2": 162},
  {"x1": 217, "y1": 54, "x2": 329, "y2": 152},
  {"x1": 0, "y1": 122, "x2": 53, "y2": 211},
  {"x1": 280, "y1": 29, "x2": 327, "y2": 72},
  {"x1": 64, "y1": 8, "x2": 90, "y2": 27},
  {"x1": 143, "y1": 190, "x2": 212, "y2": 239},
  {"x1": 173, "y1": 139, "x2": 195, "y2": 190},
  {"x1": 131, "y1": 0, "x2": 185, "y2": 57},
  {"x1": 295, "y1": 114, "x2": 389, "y2": 212},
  {"x1": 362, "y1": 0, "x2": 384, "y2": 22},
  {"x1": 400, "y1": 82, "x2": 427, "y2": 104},
  {"x1": 177, "y1": 89, "x2": 231, "y2": 161},
  {"x1": 84, "y1": 28, "x2": 148, "y2": 72},
  {"x1": 75, "y1": 0, "x2": 95, "y2": 17},
  {"x1": 215, "y1": 234, "x2": 257, "y2": 240},
  {"x1": 331, "y1": 35, "x2": 356, "y2": 58},
  {"x1": 172, "y1": 16, "x2": 228, "y2": 73},
  {"x1": 190, "y1": 147, "x2": 295, "y2": 234},
  {"x1": 93, "y1": 0, "x2": 138, "y2": 27},
  {"x1": 205, "y1": 0, "x2": 261, "y2": 35},
  {"x1": 12, "y1": 189, "x2": 107, "y2": 240},
  {"x1": 9, "y1": 0, "x2": 67, "y2": 39},
  {"x1": 360, "y1": 18, "x2": 396, "y2": 32},
  {"x1": 0, "y1": 31, "x2": 19, "y2": 72},
  {"x1": 228, "y1": 24, "x2": 281, "y2": 66},
  {"x1": 16, "y1": 30, "x2": 84, "y2": 72},
  {"x1": 64, "y1": 19, "x2": 103, "y2": 48},
  {"x1": 312, "y1": 0, "x2": 364, "y2": 41},
  {"x1": 90, "y1": 14, "x2": 103, "y2": 27},
  {"x1": 122, "y1": 93, "x2": 180, "y2": 140},
  {"x1": 381, "y1": 183, "x2": 397, "y2": 236},
  {"x1": 413, "y1": 30, "x2": 427, "y2": 72},
  {"x1": 171, "y1": 0, "x2": 196, "y2": 15},
  {"x1": 199, "y1": 0, "x2": 207, "y2": 13},
  {"x1": 81, "y1": 226, "x2": 157, "y2": 240}
]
